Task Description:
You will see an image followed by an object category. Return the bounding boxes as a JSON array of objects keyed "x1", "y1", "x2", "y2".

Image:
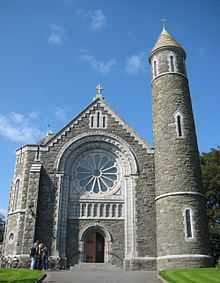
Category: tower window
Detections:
[
  {"x1": 153, "y1": 60, "x2": 158, "y2": 77},
  {"x1": 170, "y1": 56, "x2": 175, "y2": 72},
  {"x1": 168, "y1": 53, "x2": 177, "y2": 73},
  {"x1": 184, "y1": 208, "x2": 193, "y2": 239},
  {"x1": 177, "y1": 115, "x2": 182, "y2": 137},
  {"x1": 174, "y1": 112, "x2": 184, "y2": 138}
]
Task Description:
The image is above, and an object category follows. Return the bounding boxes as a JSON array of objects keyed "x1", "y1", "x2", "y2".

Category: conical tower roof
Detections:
[{"x1": 151, "y1": 28, "x2": 185, "y2": 56}]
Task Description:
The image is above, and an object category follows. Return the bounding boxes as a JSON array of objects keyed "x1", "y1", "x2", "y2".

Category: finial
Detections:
[
  {"x1": 47, "y1": 124, "x2": 53, "y2": 136},
  {"x1": 160, "y1": 18, "x2": 167, "y2": 32},
  {"x1": 95, "y1": 83, "x2": 104, "y2": 99}
]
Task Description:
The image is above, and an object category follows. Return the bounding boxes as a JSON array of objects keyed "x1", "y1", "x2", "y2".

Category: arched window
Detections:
[
  {"x1": 13, "y1": 179, "x2": 20, "y2": 211},
  {"x1": 87, "y1": 204, "x2": 92, "y2": 217},
  {"x1": 112, "y1": 204, "x2": 116, "y2": 217},
  {"x1": 100, "y1": 204, "x2": 104, "y2": 217},
  {"x1": 106, "y1": 204, "x2": 110, "y2": 217},
  {"x1": 168, "y1": 53, "x2": 177, "y2": 73},
  {"x1": 81, "y1": 204, "x2": 86, "y2": 217},
  {"x1": 184, "y1": 208, "x2": 194, "y2": 239},
  {"x1": 89, "y1": 111, "x2": 107, "y2": 129},
  {"x1": 170, "y1": 55, "x2": 175, "y2": 72},
  {"x1": 174, "y1": 112, "x2": 184, "y2": 138},
  {"x1": 153, "y1": 60, "x2": 158, "y2": 78},
  {"x1": 94, "y1": 204, "x2": 98, "y2": 217},
  {"x1": 118, "y1": 204, "x2": 123, "y2": 218}
]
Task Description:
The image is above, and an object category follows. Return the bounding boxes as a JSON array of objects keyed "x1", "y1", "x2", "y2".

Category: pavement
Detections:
[{"x1": 44, "y1": 270, "x2": 162, "y2": 283}]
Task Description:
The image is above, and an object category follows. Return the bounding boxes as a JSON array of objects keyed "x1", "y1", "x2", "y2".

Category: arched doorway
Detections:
[{"x1": 85, "y1": 230, "x2": 105, "y2": 263}]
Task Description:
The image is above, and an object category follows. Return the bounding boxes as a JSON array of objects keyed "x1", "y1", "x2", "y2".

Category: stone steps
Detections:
[{"x1": 70, "y1": 263, "x2": 122, "y2": 271}]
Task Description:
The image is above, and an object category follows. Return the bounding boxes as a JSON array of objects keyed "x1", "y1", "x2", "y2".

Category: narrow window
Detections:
[
  {"x1": 112, "y1": 204, "x2": 116, "y2": 217},
  {"x1": 185, "y1": 209, "x2": 193, "y2": 238},
  {"x1": 91, "y1": 116, "x2": 94, "y2": 128},
  {"x1": 103, "y1": 116, "x2": 106, "y2": 128},
  {"x1": 94, "y1": 204, "x2": 98, "y2": 217},
  {"x1": 82, "y1": 204, "x2": 86, "y2": 217},
  {"x1": 88, "y1": 204, "x2": 92, "y2": 217},
  {"x1": 118, "y1": 204, "x2": 122, "y2": 218},
  {"x1": 106, "y1": 204, "x2": 110, "y2": 217},
  {"x1": 177, "y1": 115, "x2": 183, "y2": 137},
  {"x1": 13, "y1": 179, "x2": 20, "y2": 211},
  {"x1": 97, "y1": 112, "x2": 100, "y2": 128},
  {"x1": 170, "y1": 56, "x2": 175, "y2": 72},
  {"x1": 100, "y1": 204, "x2": 104, "y2": 217},
  {"x1": 153, "y1": 60, "x2": 157, "y2": 77}
]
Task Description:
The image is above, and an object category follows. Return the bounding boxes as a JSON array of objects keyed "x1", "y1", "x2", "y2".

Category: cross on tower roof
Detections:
[
  {"x1": 96, "y1": 83, "x2": 104, "y2": 96},
  {"x1": 160, "y1": 18, "x2": 167, "y2": 31}
]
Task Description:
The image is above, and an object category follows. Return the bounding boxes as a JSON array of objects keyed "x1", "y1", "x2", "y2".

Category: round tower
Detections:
[{"x1": 149, "y1": 28, "x2": 213, "y2": 270}]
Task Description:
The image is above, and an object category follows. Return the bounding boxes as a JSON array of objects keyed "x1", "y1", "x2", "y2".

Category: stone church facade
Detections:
[{"x1": 3, "y1": 29, "x2": 213, "y2": 270}]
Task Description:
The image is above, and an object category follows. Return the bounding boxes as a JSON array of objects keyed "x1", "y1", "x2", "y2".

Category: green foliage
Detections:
[
  {"x1": 0, "y1": 269, "x2": 44, "y2": 283},
  {"x1": 201, "y1": 147, "x2": 220, "y2": 260},
  {"x1": 160, "y1": 268, "x2": 220, "y2": 283}
]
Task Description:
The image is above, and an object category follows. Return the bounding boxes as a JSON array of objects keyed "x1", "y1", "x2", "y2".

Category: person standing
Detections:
[
  {"x1": 30, "y1": 240, "x2": 39, "y2": 270},
  {"x1": 42, "y1": 245, "x2": 48, "y2": 270}
]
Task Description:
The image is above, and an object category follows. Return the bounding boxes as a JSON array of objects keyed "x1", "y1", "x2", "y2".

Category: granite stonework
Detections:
[{"x1": 3, "y1": 29, "x2": 213, "y2": 271}]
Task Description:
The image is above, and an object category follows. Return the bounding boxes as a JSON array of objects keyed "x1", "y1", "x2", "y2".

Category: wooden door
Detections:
[{"x1": 85, "y1": 231, "x2": 96, "y2": 262}]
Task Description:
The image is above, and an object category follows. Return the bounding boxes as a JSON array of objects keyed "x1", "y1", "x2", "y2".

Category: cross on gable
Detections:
[{"x1": 96, "y1": 84, "x2": 104, "y2": 96}]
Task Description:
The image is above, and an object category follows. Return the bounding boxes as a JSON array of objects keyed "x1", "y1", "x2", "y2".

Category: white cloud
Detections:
[
  {"x1": 77, "y1": 9, "x2": 106, "y2": 32},
  {"x1": 0, "y1": 208, "x2": 7, "y2": 217},
  {"x1": 0, "y1": 112, "x2": 43, "y2": 144},
  {"x1": 125, "y1": 52, "x2": 146, "y2": 75},
  {"x1": 80, "y1": 49, "x2": 116, "y2": 74},
  {"x1": 48, "y1": 24, "x2": 65, "y2": 46},
  {"x1": 55, "y1": 107, "x2": 67, "y2": 122}
]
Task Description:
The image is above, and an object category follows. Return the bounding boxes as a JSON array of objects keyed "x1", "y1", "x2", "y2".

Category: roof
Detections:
[
  {"x1": 42, "y1": 96, "x2": 151, "y2": 151},
  {"x1": 151, "y1": 28, "x2": 185, "y2": 55}
]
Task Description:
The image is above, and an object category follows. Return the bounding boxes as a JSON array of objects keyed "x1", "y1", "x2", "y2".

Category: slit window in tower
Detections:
[
  {"x1": 103, "y1": 116, "x2": 106, "y2": 128},
  {"x1": 176, "y1": 115, "x2": 183, "y2": 137},
  {"x1": 185, "y1": 209, "x2": 193, "y2": 239},
  {"x1": 153, "y1": 60, "x2": 157, "y2": 77},
  {"x1": 170, "y1": 56, "x2": 175, "y2": 72}
]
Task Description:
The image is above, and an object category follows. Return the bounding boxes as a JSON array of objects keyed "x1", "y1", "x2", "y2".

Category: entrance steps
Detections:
[{"x1": 70, "y1": 263, "x2": 122, "y2": 271}]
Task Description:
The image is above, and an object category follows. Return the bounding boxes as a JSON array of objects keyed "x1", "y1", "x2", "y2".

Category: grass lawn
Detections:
[
  {"x1": 0, "y1": 268, "x2": 44, "y2": 283},
  {"x1": 159, "y1": 268, "x2": 220, "y2": 283}
]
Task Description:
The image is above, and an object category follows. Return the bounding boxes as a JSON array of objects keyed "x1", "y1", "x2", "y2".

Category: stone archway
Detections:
[{"x1": 79, "y1": 223, "x2": 112, "y2": 263}]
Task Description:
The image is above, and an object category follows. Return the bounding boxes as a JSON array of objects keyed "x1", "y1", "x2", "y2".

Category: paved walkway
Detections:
[{"x1": 45, "y1": 270, "x2": 162, "y2": 283}]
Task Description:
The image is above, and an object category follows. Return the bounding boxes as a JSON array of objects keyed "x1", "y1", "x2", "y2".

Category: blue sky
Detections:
[{"x1": 0, "y1": 0, "x2": 219, "y2": 215}]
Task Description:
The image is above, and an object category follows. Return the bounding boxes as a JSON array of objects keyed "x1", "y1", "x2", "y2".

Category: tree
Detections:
[
  {"x1": 201, "y1": 147, "x2": 220, "y2": 260},
  {"x1": 0, "y1": 212, "x2": 5, "y2": 243}
]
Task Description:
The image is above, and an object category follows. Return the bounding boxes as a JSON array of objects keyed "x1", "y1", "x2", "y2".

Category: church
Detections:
[{"x1": 3, "y1": 28, "x2": 213, "y2": 270}]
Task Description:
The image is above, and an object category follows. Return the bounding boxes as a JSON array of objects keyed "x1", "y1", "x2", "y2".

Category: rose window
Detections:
[{"x1": 75, "y1": 151, "x2": 118, "y2": 193}]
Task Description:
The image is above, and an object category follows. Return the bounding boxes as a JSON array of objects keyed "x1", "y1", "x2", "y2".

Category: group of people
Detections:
[
  {"x1": 30, "y1": 240, "x2": 48, "y2": 270},
  {"x1": 0, "y1": 255, "x2": 19, "y2": 268}
]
